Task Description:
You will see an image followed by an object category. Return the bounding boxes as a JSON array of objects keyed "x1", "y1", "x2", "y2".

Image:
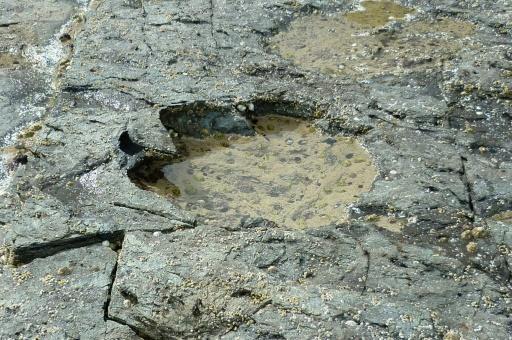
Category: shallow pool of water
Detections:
[
  {"x1": 133, "y1": 115, "x2": 377, "y2": 228},
  {"x1": 270, "y1": 1, "x2": 475, "y2": 78}
]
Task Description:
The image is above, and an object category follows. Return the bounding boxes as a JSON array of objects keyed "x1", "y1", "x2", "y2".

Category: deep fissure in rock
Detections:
[{"x1": 8, "y1": 230, "x2": 125, "y2": 265}]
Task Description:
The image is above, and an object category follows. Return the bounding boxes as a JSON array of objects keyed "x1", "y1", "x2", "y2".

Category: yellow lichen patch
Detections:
[
  {"x1": 443, "y1": 330, "x2": 461, "y2": 340},
  {"x1": 12, "y1": 270, "x2": 33, "y2": 285},
  {"x1": 18, "y1": 124, "x2": 43, "y2": 139},
  {"x1": 270, "y1": 6, "x2": 475, "y2": 78},
  {"x1": 151, "y1": 115, "x2": 377, "y2": 228},
  {"x1": 345, "y1": 1, "x2": 414, "y2": 28}
]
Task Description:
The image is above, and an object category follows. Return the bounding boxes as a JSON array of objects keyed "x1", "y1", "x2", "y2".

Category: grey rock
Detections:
[
  {"x1": 464, "y1": 155, "x2": 512, "y2": 217},
  {"x1": 0, "y1": 244, "x2": 140, "y2": 339},
  {"x1": 109, "y1": 225, "x2": 511, "y2": 339},
  {"x1": 127, "y1": 110, "x2": 177, "y2": 156},
  {"x1": 1, "y1": 0, "x2": 512, "y2": 337}
]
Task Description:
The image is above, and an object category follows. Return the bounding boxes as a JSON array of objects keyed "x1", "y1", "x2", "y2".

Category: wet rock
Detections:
[{"x1": 160, "y1": 104, "x2": 253, "y2": 138}]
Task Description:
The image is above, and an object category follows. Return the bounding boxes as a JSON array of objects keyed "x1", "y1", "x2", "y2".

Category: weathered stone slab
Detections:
[
  {"x1": 0, "y1": 244, "x2": 140, "y2": 339},
  {"x1": 110, "y1": 224, "x2": 511, "y2": 339}
]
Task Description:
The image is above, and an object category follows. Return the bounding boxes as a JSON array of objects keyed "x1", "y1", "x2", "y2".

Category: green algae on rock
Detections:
[
  {"x1": 136, "y1": 115, "x2": 378, "y2": 228},
  {"x1": 271, "y1": 2, "x2": 475, "y2": 78}
]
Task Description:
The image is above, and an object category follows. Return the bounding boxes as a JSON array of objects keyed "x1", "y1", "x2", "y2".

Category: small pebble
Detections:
[
  {"x1": 57, "y1": 267, "x2": 72, "y2": 276},
  {"x1": 267, "y1": 266, "x2": 278, "y2": 273},
  {"x1": 102, "y1": 240, "x2": 110, "y2": 247},
  {"x1": 323, "y1": 137, "x2": 336, "y2": 145},
  {"x1": 345, "y1": 320, "x2": 358, "y2": 327},
  {"x1": 153, "y1": 231, "x2": 162, "y2": 237},
  {"x1": 236, "y1": 104, "x2": 247, "y2": 112}
]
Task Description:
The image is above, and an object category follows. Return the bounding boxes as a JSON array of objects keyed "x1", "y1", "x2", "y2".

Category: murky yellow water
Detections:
[
  {"x1": 345, "y1": 0, "x2": 414, "y2": 28},
  {"x1": 131, "y1": 116, "x2": 377, "y2": 228},
  {"x1": 0, "y1": 53, "x2": 24, "y2": 68},
  {"x1": 270, "y1": 1, "x2": 475, "y2": 78}
]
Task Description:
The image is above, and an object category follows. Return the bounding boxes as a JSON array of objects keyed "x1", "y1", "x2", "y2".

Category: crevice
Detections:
[
  {"x1": 103, "y1": 254, "x2": 119, "y2": 321},
  {"x1": 111, "y1": 202, "x2": 196, "y2": 227},
  {"x1": 102, "y1": 238, "x2": 156, "y2": 340},
  {"x1": 40, "y1": 155, "x2": 112, "y2": 191},
  {"x1": 367, "y1": 113, "x2": 440, "y2": 133},
  {"x1": 445, "y1": 187, "x2": 475, "y2": 219},
  {"x1": 119, "y1": 131, "x2": 144, "y2": 156},
  {"x1": 208, "y1": 0, "x2": 218, "y2": 49},
  {"x1": 107, "y1": 316, "x2": 156, "y2": 340},
  {"x1": 117, "y1": 89, "x2": 158, "y2": 107},
  {"x1": 460, "y1": 156, "x2": 476, "y2": 221},
  {"x1": 103, "y1": 76, "x2": 141, "y2": 82},
  {"x1": 9, "y1": 230, "x2": 125, "y2": 266},
  {"x1": 150, "y1": 19, "x2": 210, "y2": 26},
  {"x1": 251, "y1": 299, "x2": 272, "y2": 316},
  {"x1": 357, "y1": 241, "x2": 371, "y2": 295},
  {"x1": 44, "y1": 123, "x2": 64, "y2": 132},
  {"x1": 63, "y1": 84, "x2": 95, "y2": 93},
  {"x1": 0, "y1": 22, "x2": 19, "y2": 27},
  {"x1": 52, "y1": 6, "x2": 89, "y2": 89},
  {"x1": 139, "y1": 0, "x2": 154, "y2": 56}
]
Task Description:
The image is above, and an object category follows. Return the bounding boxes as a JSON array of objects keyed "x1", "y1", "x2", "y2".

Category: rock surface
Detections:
[
  {"x1": 1, "y1": 0, "x2": 511, "y2": 338},
  {"x1": 110, "y1": 226, "x2": 510, "y2": 339},
  {"x1": 0, "y1": 244, "x2": 140, "y2": 339}
]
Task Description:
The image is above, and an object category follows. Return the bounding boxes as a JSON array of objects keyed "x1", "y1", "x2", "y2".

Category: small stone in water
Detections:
[{"x1": 323, "y1": 137, "x2": 336, "y2": 145}]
